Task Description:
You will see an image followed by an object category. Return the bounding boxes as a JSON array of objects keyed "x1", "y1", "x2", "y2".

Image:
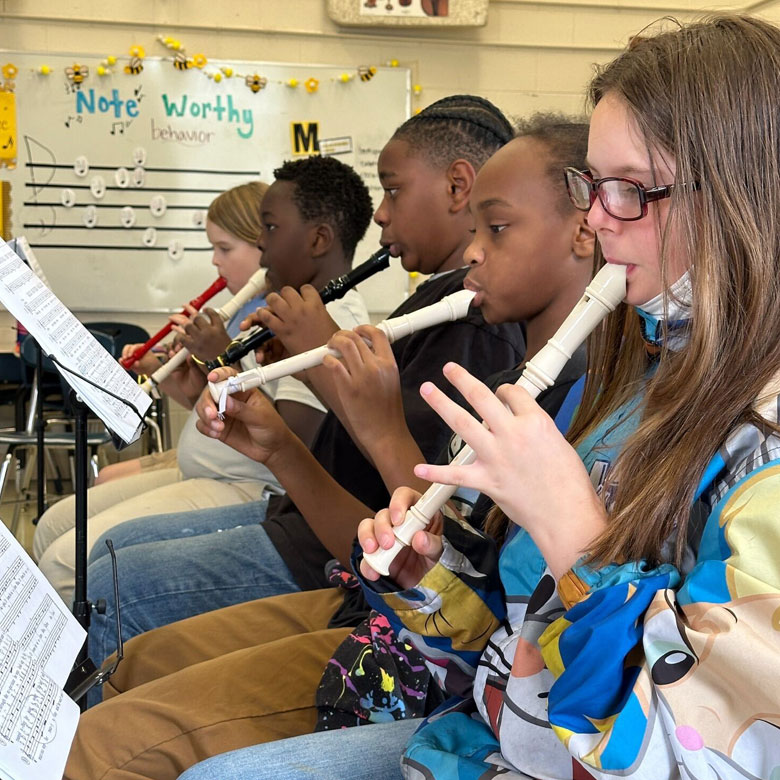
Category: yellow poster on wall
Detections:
[{"x1": 0, "y1": 89, "x2": 18, "y2": 169}]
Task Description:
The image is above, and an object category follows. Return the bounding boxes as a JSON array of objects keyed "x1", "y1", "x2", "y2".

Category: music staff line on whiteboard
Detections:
[
  {"x1": 25, "y1": 163, "x2": 262, "y2": 176},
  {"x1": 24, "y1": 202, "x2": 213, "y2": 210},
  {"x1": 24, "y1": 244, "x2": 213, "y2": 252},
  {"x1": 22, "y1": 224, "x2": 207, "y2": 232},
  {"x1": 24, "y1": 183, "x2": 227, "y2": 195}
]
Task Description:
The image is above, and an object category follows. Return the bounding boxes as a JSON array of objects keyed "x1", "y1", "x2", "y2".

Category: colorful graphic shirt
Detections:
[{"x1": 357, "y1": 374, "x2": 780, "y2": 779}]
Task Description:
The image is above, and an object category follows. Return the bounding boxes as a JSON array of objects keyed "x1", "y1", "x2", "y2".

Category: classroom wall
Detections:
[
  {"x1": 0, "y1": 0, "x2": 770, "y2": 438},
  {"x1": 1, "y1": 0, "x2": 769, "y2": 330}
]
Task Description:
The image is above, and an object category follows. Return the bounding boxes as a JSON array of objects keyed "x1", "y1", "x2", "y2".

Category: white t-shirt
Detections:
[{"x1": 175, "y1": 289, "x2": 369, "y2": 487}]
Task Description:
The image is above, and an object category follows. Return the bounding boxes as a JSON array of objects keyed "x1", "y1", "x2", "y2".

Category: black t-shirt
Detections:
[{"x1": 263, "y1": 268, "x2": 527, "y2": 590}]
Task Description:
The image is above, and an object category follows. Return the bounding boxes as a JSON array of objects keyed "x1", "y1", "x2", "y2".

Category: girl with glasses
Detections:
[{"x1": 355, "y1": 13, "x2": 780, "y2": 779}]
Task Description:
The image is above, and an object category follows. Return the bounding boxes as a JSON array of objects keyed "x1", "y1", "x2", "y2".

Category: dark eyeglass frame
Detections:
[{"x1": 564, "y1": 167, "x2": 700, "y2": 222}]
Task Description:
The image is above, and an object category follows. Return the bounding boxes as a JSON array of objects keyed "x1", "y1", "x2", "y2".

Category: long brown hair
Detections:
[
  {"x1": 207, "y1": 181, "x2": 269, "y2": 245},
  {"x1": 570, "y1": 15, "x2": 780, "y2": 567}
]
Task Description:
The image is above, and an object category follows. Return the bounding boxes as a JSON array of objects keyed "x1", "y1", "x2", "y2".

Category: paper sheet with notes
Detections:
[
  {"x1": 0, "y1": 521, "x2": 85, "y2": 780},
  {"x1": 0, "y1": 237, "x2": 152, "y2": 444}
]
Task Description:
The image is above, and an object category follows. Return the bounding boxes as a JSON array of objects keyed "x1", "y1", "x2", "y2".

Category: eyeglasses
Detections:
[{"x1": 564, "y1": 167, "x2": 699, "y2": 222}]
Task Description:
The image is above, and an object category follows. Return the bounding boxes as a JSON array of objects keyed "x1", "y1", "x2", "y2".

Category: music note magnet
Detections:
[
  {"x1": 167, "y1": 239, "x2": 184, "y2": 261},
  {"x1": 120, "y1": 206, "x2": 136, "y2": 228},
  {"x1": 90, "y1": 176, "x2": 106, "y2": 199},
  {"x1": 149, "y1": 195, "x2": 167, "y2": 217},
  {"x1": 61, "y1": 189, "x2": 76, "y2": 208},
  {"x1": 83, "y1": 205, "x2": 98, "y2": 228},
  {"x1": 115, "y1": 167, "x2": 130, "y2": 188},
  {"x1": 132, "y1": 167, "x2": 145, "y2": 187},
  {"x1": 142, "y1": 227, "x2": 157, "y2": 247},
  {"x1": 132, "y1": 147, "x2": 147, "y2": 166},
  {"x1": 73, "y1": 156, "x2": 89, "y2": 177}
]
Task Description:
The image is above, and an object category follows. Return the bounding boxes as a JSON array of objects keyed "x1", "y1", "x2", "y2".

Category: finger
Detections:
[
  {"x1": 300, "y1": 284, "x2": 325, "y2": 307},
  {"x1": 195, "y1": 416, "x2": 224, "y2": 437},
  {"x1": 410, "y1": 530, "x2": 443, "y2": 562},
  {"x1": 240, "y1": 310, "x2": 265, "y2": 331},
  {"x1": 419, "y1": 381, "x2": 493, "y2": 454},
  {"x1": 412, "y1": 461, "x2": 482, "y2": 492},
  {"x1": 387, "y1": 487, "x2": 423, "y2": 526},
  {"x1": 206, "y1": 366, "x2": 238, "y2": 383},
  {"x1": 495, "y1": 382, "x2": 536, "y2": 416},
  {"x1": 170, "y1": 324, "x2": 186, "y2": 337},
  {"x1": 358, "y1": 510, "x2": 395, "y2": 552},
  {"x1": 359, "y1": 558, "x2": 381, "y2": 581},
  {"x1": 354, "y1": 325, "x2": 393, "y2": 360},
  {"x1": 328, "y1": 332, "x2": 366, "y2": 370},
  {"x1": 441, "y1": 362, "x2": 514, "y2": 433},
  {"x1": 357, "y1": 515, "x2": 381, "y2": 554},
  {"x1": 183, "y1": 303, "x2": 199, "y2": 315},
  {"x1": 168, "y1": 314, "x2": 189, "y2": 327},
  {"x1": 279, "y1": 286, "x2": 305, "y2": 307},
  {"x1": 321, "y1": 354, "x2": 350, "y2": 382},
  {"x1": 203, "y1": 307, "x2": 222, "y2": 326}
]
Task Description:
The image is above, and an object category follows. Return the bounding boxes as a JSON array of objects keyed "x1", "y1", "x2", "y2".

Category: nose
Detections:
[
  {"x1": 583, "y1": 194, "x2": 614, "y2": 232},
  {"x1": 463, "y1": 234, "x2": 484, "y2": 266},
  {"x1": 373, "y1": 195, "x2": 389, "y2": 228}
]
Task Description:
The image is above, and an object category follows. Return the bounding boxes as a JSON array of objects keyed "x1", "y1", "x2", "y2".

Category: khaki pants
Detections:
[{"x1": 64, "y1": 589, "x2": 351, "y2": 780}]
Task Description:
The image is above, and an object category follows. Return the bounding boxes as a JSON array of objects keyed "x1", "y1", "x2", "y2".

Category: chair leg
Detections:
[
  {"x1": 0, "y1": 451, "x2": 13, "y2": 512},
  {"x1": 89, "y1": 452, "x2": 100, "y2": 485},
  {"x1": 144, "y1": 415, "x2": 164, "y2": 454},
  {"x1": 11, "y1": 448, "x2": 37, "y2": 539}
]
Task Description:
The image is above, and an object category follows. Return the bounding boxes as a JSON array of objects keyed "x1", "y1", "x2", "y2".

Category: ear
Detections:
[
  {"x1": 309, "y1": 222, "x2": 336, "y2": 258},
  {"x1": 445, "y1": 158, "x2": 476, "y2": 215},
  {"x1": 571, "y1": 213, "x2": 595, "y2": 261}
]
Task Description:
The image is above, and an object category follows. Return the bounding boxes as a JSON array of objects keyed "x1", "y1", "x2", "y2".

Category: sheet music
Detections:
[
  {"x1": 0, "y1": 238, "x2": 152, "y2": 443},
  {"x1": 7, "y1": 237, "x2": 51, "y2": 289},
  {"x1": 0, "y1": 522, "x2": 84, "y2": 779}
]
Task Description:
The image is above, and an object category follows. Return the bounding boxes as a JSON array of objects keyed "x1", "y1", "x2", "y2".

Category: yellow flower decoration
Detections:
[
  {"x1": 171, "y1": 40, "x2": 182, "y2": 51},
  {"x1": 413, "y1": 84, "x2": 423, "y2": 96},
  {"x1": 38, "y1": 65, "x2": 51, "y2": 75},
  {"x1": 129, "y1": 45, "x2": 145, "y2": 59},
  {"x1": 2, "y1": 63, "x2": 18, "y2": 79},
  {"x1": 287, "y1": 78, "x2": 299, "y2": 88},
  {"x1": 192, "y1": 54, "x2": 207, "y2": 69},
  {"x1": 107, "y1": 55, "x2": 117, "y2": 65},
  {"x1": 221, "y1": 67, "x2": 234, "y2": 78},
  {"x1": 388, "y1": 58, "x2": 400, "y2": 67},
  {"x1": 305, "y1": 77, "x2": 319, "y2": 94},
  {"x1": 213, "y1": 72, "x2": 222, "y2": 83},
  {"x1": 97, "y1": 65, "x2": 108, "y2": 76},
  {"x1": 339, "y1": 73, "x2": 352, "y2": 83}
]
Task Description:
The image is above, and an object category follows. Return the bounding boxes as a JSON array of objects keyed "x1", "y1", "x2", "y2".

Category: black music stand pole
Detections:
[
  {"x1": 35, "y1": 342, "x2": 45, "y2": 520},
  {"x1": 70, "y1": 391, "x2": 91, "y2": 710}
]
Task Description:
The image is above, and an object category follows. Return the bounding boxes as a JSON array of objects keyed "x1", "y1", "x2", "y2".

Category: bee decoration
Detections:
[
  {"x1": 245, "y1": 74, "x2": 268, "y2": 93},
  {"x1": 124, "y1": 57, "x2": 144, "y2": 76},
  {"x1": 173, "y1": 51, "x2": 192, "y2": 71},
  {"x1": 65, "y1": 63, "x2": 89, "y2": 86},
  {"x1": 358, "y1": 66, "x2": 377, "y2": 82}
]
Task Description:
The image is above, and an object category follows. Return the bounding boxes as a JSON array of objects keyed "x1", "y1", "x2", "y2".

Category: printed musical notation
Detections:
[{"x1": 0, "y1": 523, "x2": 84, "y2": 780}]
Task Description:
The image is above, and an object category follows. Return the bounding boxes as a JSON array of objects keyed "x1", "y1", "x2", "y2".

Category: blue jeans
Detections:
[
  {"x1": 86, "y1": 500, "x2": 300, "y2": 701},
  {"x1": 88, "y1": 500, "x2": 270, "y2": 563},
  {"x1": 177, "y1": 718, "x2": 421, "y2": 780}
]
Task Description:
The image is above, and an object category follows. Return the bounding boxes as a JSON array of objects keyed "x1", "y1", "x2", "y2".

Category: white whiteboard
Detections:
[{"x1": 0, "y1": 52, "x2": 410, "y2": 313}]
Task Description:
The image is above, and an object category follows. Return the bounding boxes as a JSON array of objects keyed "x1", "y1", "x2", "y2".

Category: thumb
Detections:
[{"x1": 410, "y1": 530, "x2": 443, "y2": 563}]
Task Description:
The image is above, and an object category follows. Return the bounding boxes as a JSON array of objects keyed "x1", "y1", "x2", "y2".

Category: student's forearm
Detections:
[
  {"x1": 266, "y1": 434, "x2": 374, "y2": 565},
  {"x1": 365, "y1": 431, "x2": 430, "y2": 496}
]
